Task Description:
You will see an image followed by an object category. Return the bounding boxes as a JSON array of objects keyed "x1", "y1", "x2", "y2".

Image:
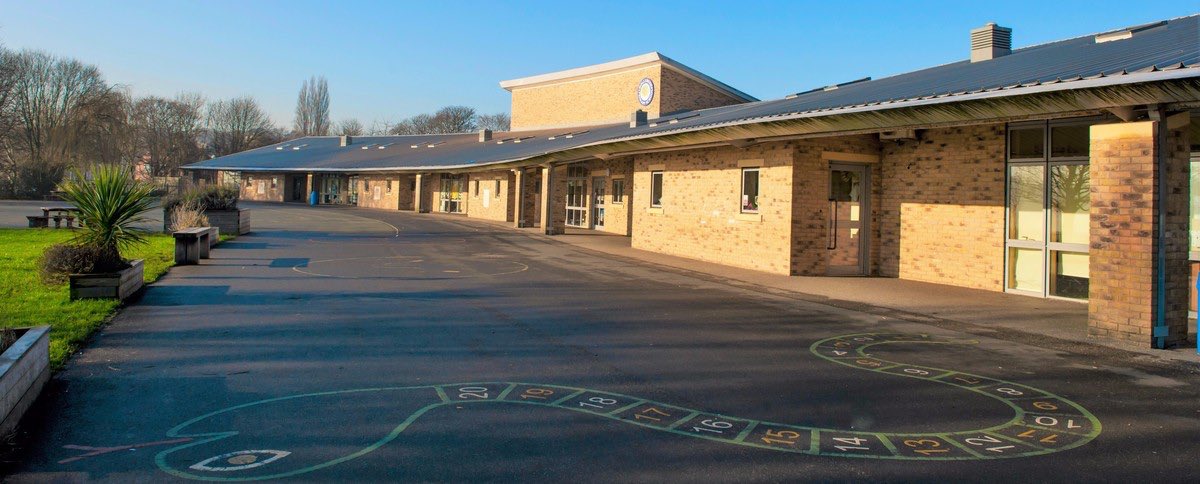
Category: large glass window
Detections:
[
  {"x1": 1005, "y1": 119, "x2": 1092, "y2": 300},
  {"x1": 650, "y1": 171, "x2": 663, "y2": 207},
  {"x1": 741, "y1": 168, "x2": 760, "y2": 213}
]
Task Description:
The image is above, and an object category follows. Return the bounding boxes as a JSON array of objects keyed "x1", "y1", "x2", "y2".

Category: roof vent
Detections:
[
  {"x1": 339, "y1": 135, "x2": 352, "y2": 147},
  {"x1": 479, "y1": 129, "x2": 492, "y2": 142},
  {"x1": 970, "y1": 23, "x2": 1012, "y2": 62},
  {"x1": 1095, "y1": 20, "x2": 1167, "y2": 44},
  {"x1": 630, "y1": 109, "x2": 647, "y2": 128}
]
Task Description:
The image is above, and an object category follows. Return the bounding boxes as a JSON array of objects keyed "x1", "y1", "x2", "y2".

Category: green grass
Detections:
[{"x1": 0, "y1": 228, "x2": 175, "y2": 370}]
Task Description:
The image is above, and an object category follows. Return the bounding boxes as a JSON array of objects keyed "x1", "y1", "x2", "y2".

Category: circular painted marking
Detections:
[
  {"x1": 637, "y1": 78, "x2": 655, "y2": 106},
  {"x1": 155, "y1": 333, "x2": 1101, "y2": 481}
]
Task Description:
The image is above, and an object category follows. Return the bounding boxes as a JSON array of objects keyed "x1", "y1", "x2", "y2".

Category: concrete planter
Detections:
[
  {"x1": 69, "y1": 259, "x2": 144, "y2": 301},
  {"x1": 0, "y1": 326, "x2": 50, "y2": 437},
  {"x1": 165, "y1": 208, "x2": 248, "y2": 235}
]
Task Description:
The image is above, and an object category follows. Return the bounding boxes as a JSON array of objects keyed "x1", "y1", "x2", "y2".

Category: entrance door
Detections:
[
  {"x1": 566, "y1": 179, "x2": 587, "y2": 228},
  {"x1": 290, "y1": 176, "x2": 305, "y2": 202},
  {"x1": 591, "y1": 176, "x2": 606, "y2": 229},
  {"x1": 827, "y1": 164, "x2": 870, "y2": 276}
]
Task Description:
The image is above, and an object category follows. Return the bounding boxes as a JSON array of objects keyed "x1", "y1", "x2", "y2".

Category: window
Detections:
[
  {"x1": 256, "y1": 180, "x2": 265, "y2": 195},
  {"x1": 650, "y1": 171, "x2": 663, "y2": 207},
  {"x1": 494, "y1": 180, "x2": 501, "y2": 198},
  {"x1": 473, "y1": 180, "x2": 479, "y2": 197},
  {"x1": 410, "y1": 178, "x2": 416, "y2": 192},
  {"x1": 1004, "y1": 119, "x2": 1092, "y2": 300},
  {"x1": 741, "y1": 168, "x2": 760, "y2": 213},
  {"x1": 270, "y1": 177, "x2": 278, "y2": 189},
  {"x1": 612, "y1": 178, "x2": 625, "y2": 203},
  {"x1": 387, "y1": 180, "x2": 392, "y2": 194}
]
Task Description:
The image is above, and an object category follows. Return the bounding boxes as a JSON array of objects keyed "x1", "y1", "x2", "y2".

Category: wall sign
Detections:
[{"x1": 637, "y1": 78, "x2": 655, "y2": 106}]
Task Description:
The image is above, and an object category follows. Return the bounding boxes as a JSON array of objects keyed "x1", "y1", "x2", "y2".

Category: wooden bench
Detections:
[
  {"x1": 172, "y1": 227, "x2": 212, "y2": 265},
  {"x1": 201, "y1": 226, "x2": 219, "y2": 251},
  {"x1": 39, "y1": 207, "x2": 78, "y2": 228}
]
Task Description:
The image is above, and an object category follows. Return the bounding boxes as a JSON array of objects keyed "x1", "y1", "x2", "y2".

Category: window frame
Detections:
[
  {"x1": 740, "y1": 167, "x2": 760, "y2": 214},
  {"x1": 650, "y1": 171, "x2": 664, "y2": 208},
  {"x1": 494, "y1": 180, "x2": 501, "y2": 198},
  {"x1": 611, "y1": 177, "x2": 625, "y2": 204}
]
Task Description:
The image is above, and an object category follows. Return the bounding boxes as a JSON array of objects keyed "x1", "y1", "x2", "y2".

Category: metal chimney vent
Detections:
[
  {"x1": 629, "y1": 110, "x2": 648, "y2": 128},
  {"x1": 970, "y1": 23, "x2": 1012, "y2": 62},
  {"x1": 479, "y1": 129, "x2": 492, "y2": 142},
  {"x1": 339, "y1": 135, "x2": 352, "y2": 147}
]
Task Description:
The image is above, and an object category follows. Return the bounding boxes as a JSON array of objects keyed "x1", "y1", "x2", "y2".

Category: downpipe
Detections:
[{"x1": 1149, "y1": 106, "x2": 1169, "y2": 349}]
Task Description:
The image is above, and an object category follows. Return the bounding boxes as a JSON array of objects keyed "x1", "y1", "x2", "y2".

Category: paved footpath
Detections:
[{"x1": 6, "y1": 203, "x2": 1200, "y2": 482}]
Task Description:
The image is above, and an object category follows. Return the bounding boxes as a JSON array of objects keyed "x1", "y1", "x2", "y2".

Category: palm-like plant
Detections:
[{"x1": 58, "y1": 164, "x2": 156, "y2": 270}]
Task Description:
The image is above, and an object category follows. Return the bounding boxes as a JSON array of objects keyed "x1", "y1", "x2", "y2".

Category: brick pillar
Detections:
[
  {"x1": 1088, "y1": 118, "x2": 1191, "y2": 347},
  {"x1": 304, "y1": 173, "x2": 315, "y2": 205},
  {"x1": 413, "y1": 173, "x2": 425, "y2": 213},
  {"x1": 512, "y1": 169, "x2": 525, "y2": 228},
  {"x1": 540, "y1": 165, "x2": 565, "y2": 235}
]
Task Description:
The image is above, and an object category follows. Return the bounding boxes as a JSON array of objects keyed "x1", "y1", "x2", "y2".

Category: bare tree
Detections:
[
  {"x1": 207, "y1": 96, "x2": 275, "y2": 157},
  {"x1": 131, "y1": 92, "x2": 205, "y2": 176},
  {"x1": 292, "y1": 75, "x2": 330, "y2": 137},
  {"x1": 476, "y1": 112, "x2": 510, "y2": 132},
  {"x1": 335, "y1": 118, "x2": 364, "y2": 136},
  {"x1": 2, "y1": 50, "x2": 115, "y2": 197},
  {"x1": 387, "y1": 106, "x2": 480, "y2": 135}
]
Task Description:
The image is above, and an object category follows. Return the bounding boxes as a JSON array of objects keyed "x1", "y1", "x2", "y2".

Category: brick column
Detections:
[
  {"x1": 512, "y1": 169, "x2": 525, "y2": 228},
  {"x1": 540, "y1": 165, "x2": 565, "y2": 235},
  {"x1": 413, "y1": 173, "x2": 425, "y2": 213},
  {"x1": 1088, "y1": 118, "x2": 1191, "y2": 347},
  {"x1": 304, "y1": 173, "x2": 315, "y2": 205}
]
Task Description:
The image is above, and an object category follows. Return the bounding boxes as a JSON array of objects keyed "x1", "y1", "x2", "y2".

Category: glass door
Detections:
[
  {"x1": 827, "y1": 164, "x2": 870, "y2": 276},
  {"x1": 591, "y1": 176, "x2": 606, "y2": 229},
  {"x1": 565, "y1": 166, "x2": 588, "y2": 227},
  {"x1": 440, "y1": 175, "x2": 464, "y2": 213},
  {"x1": 348, "y1": 176, "x2": 359, "y2": 205}
]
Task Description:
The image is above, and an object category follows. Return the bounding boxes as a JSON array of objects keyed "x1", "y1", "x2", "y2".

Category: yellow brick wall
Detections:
[
  {"x1": 510, "y1": 65, "x2": 661, "y2": 131},
  {"x1": 355, "y1": 174, "x2": 414, "y2": 211},
  {"x1": 630, "y1": 142, "x2": 796, "y2": 275},
  {"x1": 466, "y1": 170, "x2": 512, "y2": 222},
  {"x1": 878, "y1": 124, "x2": 1007, "y2": 290},
  {"x1": 240, "y1": 173, "x2": 284, "y2": 202}
]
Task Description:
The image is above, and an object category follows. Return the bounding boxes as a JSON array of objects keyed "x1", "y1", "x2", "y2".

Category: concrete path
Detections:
[
  {"x1": 0, "y1": 200, "x2": 163, "y2": 231},
  {"x1": 6, "y1": 203, "x2": 1200, "y2": 482}
]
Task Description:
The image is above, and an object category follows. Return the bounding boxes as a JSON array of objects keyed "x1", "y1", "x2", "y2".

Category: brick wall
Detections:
[
  {"x1": 1087, "y1": 120, "x2": 1190, "y2": 346},
  {"x1": 658, "y1": 67, "x2": 746, "y2": 116},
  {"x1": 355, "y1": 175, "x2": 412, "y2": 211},
  {"x1": 790, "y1": 136, "x2": 882, "y2": 275},
  {"x1": 518, "y1": 167, "x2": 542, "y2": 227},
  {"x1": 240, "y1": 173, "x2": 284, "y2": 202},
  {"x1": 511, "y1": 65, "x2": 661, "y2": 130},
  {"x1": 554, "y1": 158, "x2": 635, "y2": 235},
  {"x1": 878, "y1": 124, "x2": 1007, "y2": 290},
  {"x1": 630, "y1": 141, "x2": 796, "y2": 274},
  {"x1": 466, "y1": 170, "x2": 513, "y2": 222}
]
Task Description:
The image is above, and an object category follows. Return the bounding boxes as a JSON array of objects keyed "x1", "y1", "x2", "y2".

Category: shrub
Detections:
[
  {"x1": 168, "y1": 200, "x2": 210, "y2": 232},
  {"x1": 40, "y1": 243, "x2": 126, "y2": 283},
  {"x1": 163, "y1": 184, "x2": 240, "y2": 212},
  {"x1": 54, "y1": 164, "x2": 156, "y2": 274}
]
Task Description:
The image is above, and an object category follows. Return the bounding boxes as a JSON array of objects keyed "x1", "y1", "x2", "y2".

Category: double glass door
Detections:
[
  {"x1": 440, "y1": 175, "x2": 464, "y2": 213},
  {"x1": 566, "y1": 177, "x2": 588, "y2": 228}
]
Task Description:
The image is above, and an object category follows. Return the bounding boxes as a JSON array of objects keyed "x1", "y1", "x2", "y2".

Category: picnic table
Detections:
[{"x1": 28, "y1": 206, "x2": 79, "y2": 228}]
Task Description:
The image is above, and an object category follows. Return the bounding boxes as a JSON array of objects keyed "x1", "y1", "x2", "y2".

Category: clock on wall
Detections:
[{"x1": 637, "y1": 78, "x2": 655, "y2": 106}]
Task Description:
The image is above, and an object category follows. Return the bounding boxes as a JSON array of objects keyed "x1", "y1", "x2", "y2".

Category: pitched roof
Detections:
[{"x1": 187, "y1": 15, "x2": 1200, "y2": 173}]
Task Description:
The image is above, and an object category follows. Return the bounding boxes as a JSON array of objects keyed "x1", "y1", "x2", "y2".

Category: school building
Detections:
[{"x1": 185, "y1": 16, "x2": 1200, "y2": 349}]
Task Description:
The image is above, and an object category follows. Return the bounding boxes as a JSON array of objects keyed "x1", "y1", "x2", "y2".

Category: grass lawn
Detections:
[{"x1": 0, "y1": 228, "x2": 175, "y2": 370}]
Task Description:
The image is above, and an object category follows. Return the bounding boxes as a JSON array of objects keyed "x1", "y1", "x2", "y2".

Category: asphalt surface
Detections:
[{"x1": 5, "y1": 203, "x2": 1200, "y2": 482}]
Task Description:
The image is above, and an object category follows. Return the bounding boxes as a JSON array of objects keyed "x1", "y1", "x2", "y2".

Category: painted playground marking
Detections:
[{"x1": 113, "y1": 333, "x2": 1098, "y2": 480}]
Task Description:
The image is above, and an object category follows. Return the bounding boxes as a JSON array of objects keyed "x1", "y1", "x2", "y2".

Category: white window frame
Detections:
[
  {"x1": 650, "y1": 171, "x2": 664, "y2": 207},
  {"x1": 740, "y1": 167, "x2": 760, "y2": 214},
  {"x1": 611, "y1": 177, "x2": 625, "y2": 204}
]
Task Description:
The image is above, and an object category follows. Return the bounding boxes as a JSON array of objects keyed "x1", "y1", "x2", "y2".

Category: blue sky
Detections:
[{"x1": 0, "y1": 1, "x2": 1192, "y2": 128}]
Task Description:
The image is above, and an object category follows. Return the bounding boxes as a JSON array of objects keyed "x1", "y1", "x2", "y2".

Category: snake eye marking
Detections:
[{"x1": 189, "y1": 450, "x2": 290, "y2": 472}]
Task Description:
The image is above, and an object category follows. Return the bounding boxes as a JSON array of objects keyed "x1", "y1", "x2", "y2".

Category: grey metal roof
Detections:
[{"x1": 187, "y1": 15, "x2": 1200, "y2": 173}]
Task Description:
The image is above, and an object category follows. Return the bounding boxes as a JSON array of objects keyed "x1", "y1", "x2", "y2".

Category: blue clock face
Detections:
[{"x1": 637, "y1": 78, "x2": 655, "y2": 106}]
